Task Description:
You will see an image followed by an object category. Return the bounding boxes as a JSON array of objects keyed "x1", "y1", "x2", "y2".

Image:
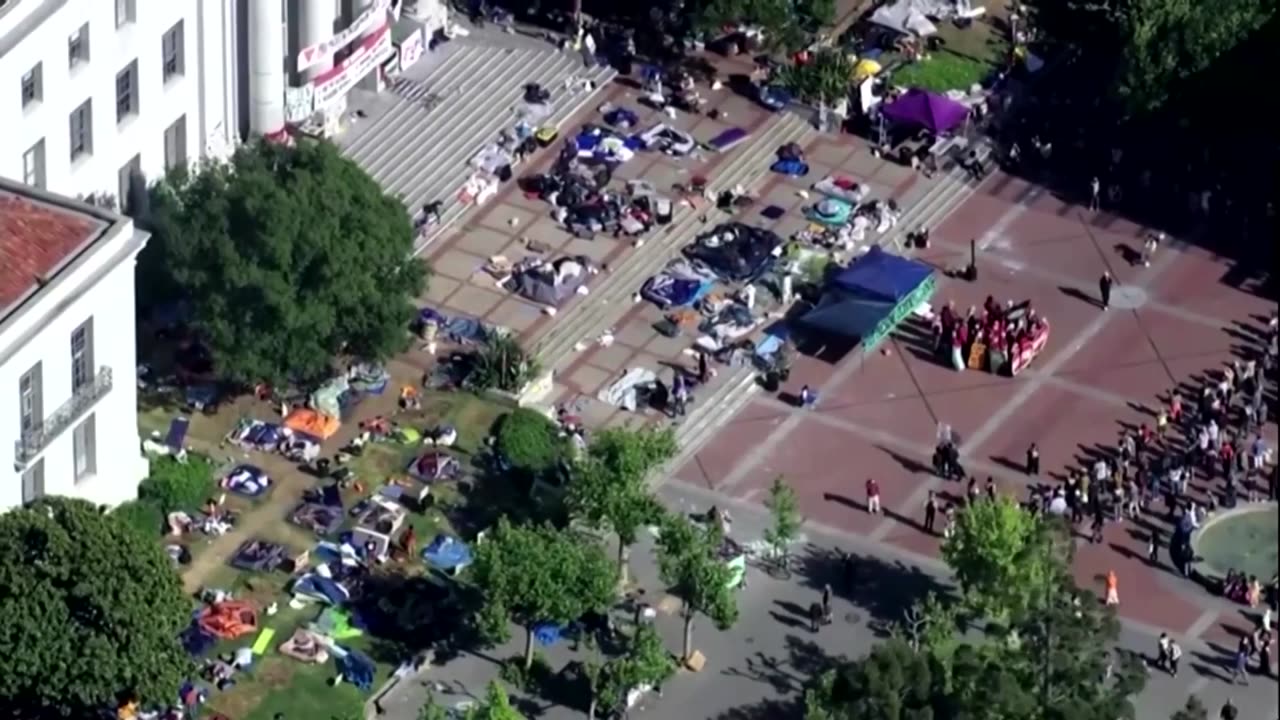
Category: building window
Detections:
[
  {"x1": 21, "y1": 460, "x2": 45, "y2": 504},
  {"x1": 73, "y1": 415, "x2": 96, "y2": 482},
  {"x1": 21, "y1": 63, "x2": 41, "y2": 107},
  {"x1": 19, "y1": 362, "x2": 43, "y2": 434},
  {"x1": 118, "y1": 155, "x2": 141, "y2": 215},
  {"x1": 69, "y1": 100, "x2": 93, "y2": 160},
  {"x1": 23, "y1": 140, "x2": 45, "y2": 189},
  {"x1": 68, "y1": 24, "x2": 90, "y2": 68},
  {"x1": 115, "y1": 0, "x2": 135, "y2": 28},
  {"x1": 162, "y1": 20, "x2": 184, "y2": 80},
  {"x1": 115, "y1": 60, "x2": 139, "y2": 122},
  {"x1": 163, "y1": 115, "x2": 187, "y2": 171},
  {"x1": 71, "y1": 318, "x2": 95, "y2": 392}
]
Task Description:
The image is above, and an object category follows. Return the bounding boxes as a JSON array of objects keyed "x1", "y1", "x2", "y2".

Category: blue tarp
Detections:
[
  {"x1": 829, "y1": 246, "x2": 934, "y2": 304},
  {"x1": 337, "y1": 649, "x2": 376, "y2": 691},
  {"x1": 422, "y1": 534, "x2": 474, "y2": 571},
  {"x1": 799, "y1": 247, "x2": 932, "y2": 338},
  {"x1": 293, "y1": 574, "x2": 351, "y2": 605}
]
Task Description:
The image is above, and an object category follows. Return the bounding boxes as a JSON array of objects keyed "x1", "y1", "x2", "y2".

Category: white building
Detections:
[
  {"x1": 0, "y1": 178, "x2": 150, "y2": 511},
  {"x1": 0, "y1": 0, "x2": 238, "y2": 205}
]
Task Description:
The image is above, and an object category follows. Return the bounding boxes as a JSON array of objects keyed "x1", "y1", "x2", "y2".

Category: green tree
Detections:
[
  {"x1": 588, "y1": 625, "x2": 677, "y2": 720},
  {"x1": 941, "y1": 496, "x2": 1064, "y2": 623},
  {"x1": 774, "y1": 49, "x2": 856, "y2": 103},
  {"x1": 763, "y1": 475, "x2": 802, "y2": 569},
  {"x1": 466, "y1": 682, "x2": 527, "y2": 720},
  {"x1": 495, "y1": 408, "x2": 569, "y2": 480},
  {"x1": 655, "y1": 515, "x2": 739, "y2": 660},
  {"x1": 567, "y1": 427, "x2": 676, "y2": 584},
  {"x1": 470, "y1": 519, "x2": 616, "y2": 669},
  {"x1": 696, "y1": 0, "x2": 837, "y2": 52},
  {"x1": 140, "y1": 139, "x2": 426, "y2": 386},
  {"x1": 804, "y1": 639, "x2": 939, "y2": 720},
  {"x1": 0, "y1": 498, "x2": 192, "y2": 718},
  {"x1": 1110, "y1": 0, "x2": 1275, "y2": 114}
]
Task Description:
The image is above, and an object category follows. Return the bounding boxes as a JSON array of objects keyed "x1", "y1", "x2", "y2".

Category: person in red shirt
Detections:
[{"x1": 866, "y1": 478, "x2": 882, "y2": 514}]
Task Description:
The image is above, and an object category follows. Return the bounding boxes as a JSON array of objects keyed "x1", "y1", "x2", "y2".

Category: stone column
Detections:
[
  {"x1": 299, "y1": 0, "x2": 336, "y2": 81},
  {"x1": 249, "y1": 0, "x2": 286, "y2": 136}
]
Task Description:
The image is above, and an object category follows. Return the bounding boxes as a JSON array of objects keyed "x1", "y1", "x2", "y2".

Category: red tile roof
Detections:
[{"x1": 0, "y1": 193, "x2": 98, "y2": 312}]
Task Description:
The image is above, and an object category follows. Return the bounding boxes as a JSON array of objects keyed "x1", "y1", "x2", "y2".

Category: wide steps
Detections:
[
  {"x1": 338, "y1": 42, "x2": 612, "y2": 253},
  {"x1": 531, "y1": 113, "x2": 818, "y2": 374}
]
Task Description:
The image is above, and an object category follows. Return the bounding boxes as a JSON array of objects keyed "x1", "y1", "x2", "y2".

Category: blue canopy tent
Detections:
[{"x1": 798, "y1": 246, "x2": 935, "y2": 351}]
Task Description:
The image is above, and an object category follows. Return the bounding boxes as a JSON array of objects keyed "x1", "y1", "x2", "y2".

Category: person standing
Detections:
[
  {"x1": 1026, "y1": 442, "x2": 1041, "y2": 475},
  {"x1": 1089, "y1": 176, "x2": 1101, "y2": 211},
  {"x1": 1231, "y1": 637, "x2": 1251, "y2": 685},
  {"x1": 1099, "y1": 271, "x2": 1114, "y2": 310},
  {"x1": 1168, "y1": 639, "x2": 1183, "y2": 676},
  {"x1": 1257, "y1": 628, "x2": 1273, "y2": 677},
  {"x1": 924, "y1": 490, "x2": 938, "y2": 534},
  {"x1": 865, "y1": 478, "x2": 882, "y2": 514},
  {"x1": 821, "y1": 584, "x2": 832, "y2": 621},
  {"x1": 1147, "y1": 531, "x2": 1160, "y2": 566},
  {"x1": 1156, "y1": 632, "x2": 1171, "y2": 671},
  {"x1": 1104, "y1": 569, "x2": 1119, "y2": 606},
  {"x1": 799, "y1": 384, "x2": 817, "y2": 409}
]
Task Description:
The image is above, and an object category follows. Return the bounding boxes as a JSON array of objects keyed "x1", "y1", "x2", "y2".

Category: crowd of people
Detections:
[{"x1": 932, "y1": 295, "x2": 1049, "y2": 373}]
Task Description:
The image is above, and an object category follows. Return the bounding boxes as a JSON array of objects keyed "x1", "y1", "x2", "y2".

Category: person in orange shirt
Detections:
[{"x1": 1105, "y1": 570, "x2": 1120, "y2": 606}]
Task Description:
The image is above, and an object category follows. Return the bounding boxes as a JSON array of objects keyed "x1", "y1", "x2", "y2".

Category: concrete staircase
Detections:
[
  {"x1": 530, "y1": 112, "x2": 819, "y2": 375},
  {"x1": 338, "y1": 40, "x2": 614, "y2": 255}
]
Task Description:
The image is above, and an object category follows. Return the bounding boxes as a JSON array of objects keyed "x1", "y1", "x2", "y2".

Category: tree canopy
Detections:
[
  {"x1": 140, "y1": 139, "x2": 426, "y2": 386},
  {"x1": 567, "y1": 427, "x2": 675, "y2": 581},
  {"x1": 763, "y1": 475, "x2": 801, "y2": 567},
  {"x1": 0, "y1": 498, "x2": 192, "y2": 718},
  {"x1": 655, "y1": 514, "x2": 739, "y2": 659},
  {"x1": 806, "y1": 500, "x2": 1144, "y2": 720},
  {"x1": 588, "y1": 625, "x2": 677, "y2": 720},
  {"x1": 941, "y1": 496, "x2": 1064, "y2": 623},
  {"x1": 470, "y1": 518, "x2": 616, "y2": 668},
  {"x1": 696, "y1": 0, "x2": 837, "y2": 52}
]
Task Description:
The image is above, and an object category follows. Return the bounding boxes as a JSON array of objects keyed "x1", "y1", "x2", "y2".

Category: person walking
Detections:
[
  {"x1": 821, "y1": 584, "x2": 832, "y2": 622},
  {"x1": 799, "y1": 384, "x2": 817, "y2": 409},
  {"x1": 1257, "y1": 628, "x2": 1273, "y2": 677},
  {"x1": 1089, "y1": 176, "x2": 1101, "y2": 211},
  {"x1": 1168, "y1": 639, "x2": 1183, "y2": 676},
  {"x1": 865, "y1": 478, "x2": 882, "y2": 514},
  {"x1": 924, "y1": 490, "x2": 938, "y2": 534},
  {"x1": 1231, "y1": 637, "x2": 1251, "y2": 685},
  {"x1": 1104, "y1": 569, "x2": 1120, "y2": 606},
  {"x1": 1156, "y1": 632, "x2": 1171, "y2": 671},
  {"x1": 1147, "y1": 531, "x2": 1160, "y2": 566},
  {"x1": 1026, "y1": 442, "x2": 1041, "y2": 476},
  {"x1": 1099, "y1": 271, "x2": 1114, "y2": 310}
]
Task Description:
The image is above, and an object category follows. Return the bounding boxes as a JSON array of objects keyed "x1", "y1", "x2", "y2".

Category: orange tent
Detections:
[
  {"x1": 197, "y1": 601, "x2": 258, "y2": 639},
  {"x1": 285, "y1": 408, "x2": 340, "y2": 440}
]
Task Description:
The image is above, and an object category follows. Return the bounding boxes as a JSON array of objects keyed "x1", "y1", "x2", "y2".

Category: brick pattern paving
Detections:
[{"x1": 674, "y1": 166, "x2": 1278, "y2": 639}]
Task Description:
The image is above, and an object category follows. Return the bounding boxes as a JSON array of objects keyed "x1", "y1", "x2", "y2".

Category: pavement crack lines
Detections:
[
  {"x1": 1074, "y1": 208, "x2": 1123, "y2": 279},
  {"x1": 1018, "y1": 369, "x2": 1147, "y2": 410},
  {"x1": 1130, "y1": 304, "x2": 1181, "y2": 387}
]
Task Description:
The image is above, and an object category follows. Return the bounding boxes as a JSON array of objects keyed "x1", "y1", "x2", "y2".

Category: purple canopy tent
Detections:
[{"x1": 880, "y1": 89, "x2": 969, "y2": 134}]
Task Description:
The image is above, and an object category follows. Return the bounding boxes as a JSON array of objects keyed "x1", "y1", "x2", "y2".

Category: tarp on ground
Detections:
[
  {"x1": 869, "y1": 0, "x2": 940, "y2": 36},
  {"x1": 285, "y1": 408, "x2": 340, "y2": 440},
  {"x1": 799, "y1": 246, "x2": 933, "y2": 338},
  {"x1": 880, "y1": 88, "x2": 969, "y2": 134}
]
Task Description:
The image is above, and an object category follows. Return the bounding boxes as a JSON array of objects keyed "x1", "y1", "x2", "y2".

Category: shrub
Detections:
[
  {"x1": 113, "y1": 499, "x2": 165, "y2": 538},
  {"x1": 137, "y1": 455, "x2": 216, "y2": 513},
  {"x1": 469, "y1": 333, "x2": 541, "y2": 393},
  {"x1": 774, "y1": 49, "x2": 856, "y2": 103},
  {"x1": 495, "y1": 409, "x2": 567, "y2": 476}
]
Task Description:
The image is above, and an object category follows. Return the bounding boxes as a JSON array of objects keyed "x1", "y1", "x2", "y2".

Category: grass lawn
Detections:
[{"x1": 891, "y1": 51, "x2": 992, "y2": 92}]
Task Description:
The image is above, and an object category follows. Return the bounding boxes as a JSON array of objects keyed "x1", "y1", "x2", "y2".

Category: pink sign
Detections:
[
  {"x1": 312, "y1": 24, "x2": 393, "y2": 108},
  {"x1": 297, "y1": 0, "x2": 392, "y2": 72}
]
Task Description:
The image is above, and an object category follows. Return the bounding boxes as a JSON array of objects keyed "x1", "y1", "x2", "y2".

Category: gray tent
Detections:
[{"x1": 511, "y1": 257, "x2": 589, "y2": 307}]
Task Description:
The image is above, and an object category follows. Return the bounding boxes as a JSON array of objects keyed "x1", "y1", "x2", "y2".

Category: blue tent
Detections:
[{"x1": 799, "y1": 247, "x2": 934, "y2": 342}]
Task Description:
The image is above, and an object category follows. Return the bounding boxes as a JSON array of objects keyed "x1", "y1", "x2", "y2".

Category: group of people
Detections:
[{"x1": 933, "y1": 295, "x2": 1048, "y2": 372}]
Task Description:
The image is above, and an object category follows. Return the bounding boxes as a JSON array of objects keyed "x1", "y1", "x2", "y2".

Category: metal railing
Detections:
[{"x1": 15, "y1": 367, "x2": 112, "y2": 465}]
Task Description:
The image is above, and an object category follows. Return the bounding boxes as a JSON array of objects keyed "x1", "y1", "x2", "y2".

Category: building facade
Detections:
[
  {"x1": 0, "y1": 178, "x2": 150, "y2": 511},
  {"x1": 0, "y1": 0, "x2": 238, "y2": 204}
]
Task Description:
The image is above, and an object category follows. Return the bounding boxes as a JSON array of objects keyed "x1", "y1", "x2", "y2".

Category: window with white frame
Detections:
[
  {"x1": 117, "y1": 155, "x2": 141, "y2": 215},
  {"x1": 69, "y1": 100, "x2": 93, "y2": 160},
  {"x1": 21, "y1": 460, "x2": 45, "y2": 504},
  {"x1": 73, "y1": 415, "x2": 97, "y2": 482},
  {"x1": 71, "y1": 318, "x2": 95, "y2": 393},
  {"x1": 23, "y1": 140, "x2": 45, "y2": 189},
  {"x1": 68, "y1": 24, "x2": 90, "y2": 68},
  {"x1": 21, "y1": 63, "x2": 41, "y2": 107},
  {"x1": 162, "y1": 20, "x2": 184, "y2": 80},
  {"x1": 115, "y1": 0, "x2": 135, "y2": 28},
  {"x1": 19, "y1": 362, "x2": 43, "y2": 434},
  {"x1": 116, "y1": 60, "x2": 139, "y2": 122},
  {"x1": 164, "y1": 115, "x2": 187, "y2": 171}
]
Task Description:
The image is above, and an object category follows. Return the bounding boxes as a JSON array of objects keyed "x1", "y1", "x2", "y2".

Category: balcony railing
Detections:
[{"x1": 15, "y1": 367, "x2": 113, "y2": 466}]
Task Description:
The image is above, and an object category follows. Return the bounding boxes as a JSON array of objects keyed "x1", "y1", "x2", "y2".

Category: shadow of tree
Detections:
[
  {"x1": 791, "y1": 543, "x2": 955, "y2": 627},
  {"x1": 708, "y1": 696, "x2": 803, "y2": 720}
]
